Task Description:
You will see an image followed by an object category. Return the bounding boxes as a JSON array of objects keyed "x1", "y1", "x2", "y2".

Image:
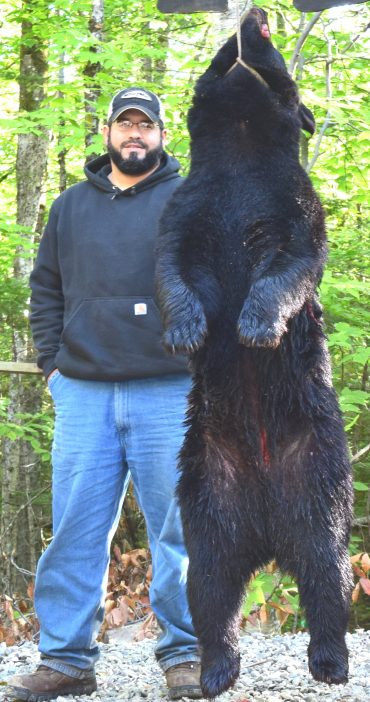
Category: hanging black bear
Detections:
[{"x1": 156, "y1": 7, "x2": 353, "y2": 699}]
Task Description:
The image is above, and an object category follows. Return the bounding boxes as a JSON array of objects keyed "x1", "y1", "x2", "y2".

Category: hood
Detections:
[{"x1": 83, "y1": 151, "x2": 182, "y2": 195}]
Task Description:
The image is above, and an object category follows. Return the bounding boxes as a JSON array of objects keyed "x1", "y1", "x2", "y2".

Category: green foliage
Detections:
[
  {"x1": 242, "y1": 568, "x2": 307, "y2": 633},
  {"x1": 0, "y1": 217, "x2": 35, "y2": 357},
  {"x1": 0, "y1": 395, "x2": 53, "y2": 463}
]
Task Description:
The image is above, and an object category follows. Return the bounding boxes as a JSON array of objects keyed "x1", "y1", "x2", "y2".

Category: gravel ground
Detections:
[{"x1": 0, "y1": 630, "x2": 369, "y2": 702}]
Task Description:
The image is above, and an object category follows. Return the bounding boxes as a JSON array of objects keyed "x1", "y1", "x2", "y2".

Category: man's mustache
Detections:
[{"x1": 121, "y1": 139, "x2": 147, "y2": 149}]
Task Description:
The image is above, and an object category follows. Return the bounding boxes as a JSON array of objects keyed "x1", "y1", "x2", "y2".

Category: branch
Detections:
[
  {"x1": 306, "y1": 29, "x2": 333, "y2": 174},
  {"x1": 243, "y1": 656, "x2": 272, "y2": 669},
  {"x1": 339, "y1": 20, "x2": 370, "y2": 56},
  {"x1": 1, "y1": 483, "x2": 51, "y2": 539},
  {"x1": 289, "y1": 12, "x2": 322, "y2": 77},
  {"x1": 352, "y1": 517, "x2": 370, "y2": 527},
  {"x1": 301, "y1": 14, "x2": 369, "y2": 173},
  {"x1": 189, "y1": 24, "x2": 212, "y2": 86},
  {"x1": 306, "y1": 112, "x2": 332, "y2": 174},
  {"x1": 303, "y1": 19, "x2": 370, "y2": 69},
  {"x1": 0, "y1": 167, "x2": 16, "y2": 183},
  {"x1": 9, "y1": 555, "x2": 35, "y2": 578},
  {"x1": 351, "y1": 444, "x2": 370, "y2": 464}
]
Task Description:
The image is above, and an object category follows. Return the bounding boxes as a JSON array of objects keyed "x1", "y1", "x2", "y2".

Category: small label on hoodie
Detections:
[{"x1": 134, "y1": 303, "x2": 147, "y2": 316}]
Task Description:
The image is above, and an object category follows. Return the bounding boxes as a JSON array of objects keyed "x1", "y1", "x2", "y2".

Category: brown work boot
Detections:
[
  {"x1": 165, "y1": 661, "x2": 203, "y2": 699},
  {"x1": 6, "y1": 664, "x2": 97, "y2": 701}
]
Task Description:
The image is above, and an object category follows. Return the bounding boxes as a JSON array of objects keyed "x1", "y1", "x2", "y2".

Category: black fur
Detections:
[{"x1": 155, "y1": 8, "x2": 353, "y2": 699}]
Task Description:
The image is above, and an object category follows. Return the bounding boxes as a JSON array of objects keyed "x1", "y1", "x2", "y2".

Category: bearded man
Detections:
[{"x1": 7, "y1": 88, "x2": 201, "y2": 702}]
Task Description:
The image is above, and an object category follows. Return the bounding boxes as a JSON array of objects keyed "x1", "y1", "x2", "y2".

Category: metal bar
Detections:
[
  {"x1": 158, "y1": 0, "x2": 228, "y2": 13},
  {"x1": 294, "y1": 0, "x2": 366, "y2": 9}
]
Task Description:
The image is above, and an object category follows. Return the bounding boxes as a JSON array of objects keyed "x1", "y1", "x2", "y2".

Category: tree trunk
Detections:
[
  {"x1": 84, "y1": 0, "x2": 104, "y2": 161},
  {"x1": 0, "y1": 0, "x2": 49, "y2": 596},
  {"x1": 58, "y1": 55, "x2": 68, "y2": 193},
  {"x1": 141, "y1": 21, "x2": 169, "y2": 89}
]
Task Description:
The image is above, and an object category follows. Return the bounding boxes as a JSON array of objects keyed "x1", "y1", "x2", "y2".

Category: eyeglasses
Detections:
[{"x1": 114, "y1": 119, "x2": 159, "y2": 132}]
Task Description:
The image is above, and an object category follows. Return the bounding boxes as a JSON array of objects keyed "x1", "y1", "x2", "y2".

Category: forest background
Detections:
[{"x1": 0, "y1": 0, "x2": 369, "y2": 642}]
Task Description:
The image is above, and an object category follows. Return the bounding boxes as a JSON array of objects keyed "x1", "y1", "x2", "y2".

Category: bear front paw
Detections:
[
  {"x1": 163, "y1": 314, "x2": 207, "y2": 355},
  {"x1": 237, "y1": 305, "x2": 286, "y2": 349}
]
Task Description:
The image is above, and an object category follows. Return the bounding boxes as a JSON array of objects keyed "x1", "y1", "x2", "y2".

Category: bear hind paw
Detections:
[
  {"x1": 200, "y1": 654, "x2": 240, "y2": 699},
  {"x1": 309, "y1": 647, "x2": 348, "y2": 686}
]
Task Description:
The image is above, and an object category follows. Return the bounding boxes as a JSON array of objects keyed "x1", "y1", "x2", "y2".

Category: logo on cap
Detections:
[{"x1": 120, "y1": 89, "x2": 153, "y2": 101}]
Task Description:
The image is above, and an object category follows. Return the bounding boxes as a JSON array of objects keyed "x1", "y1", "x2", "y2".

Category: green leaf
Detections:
[{"x1": 353, "y1": 482, "x2": 369, "y2": 492}]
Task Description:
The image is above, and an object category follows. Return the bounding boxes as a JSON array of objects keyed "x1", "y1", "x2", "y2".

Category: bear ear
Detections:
[{"x1": 299, "y1": 103, "x2": 316, "y2": 135}]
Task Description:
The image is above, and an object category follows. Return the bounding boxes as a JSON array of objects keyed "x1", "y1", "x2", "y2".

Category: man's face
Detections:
[{"x1": 103, "y1": 109, "x2": 166, "y2": 175}]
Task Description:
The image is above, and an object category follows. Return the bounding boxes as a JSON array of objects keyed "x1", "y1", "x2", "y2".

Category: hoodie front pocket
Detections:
[{"x1": 61, "y1": 297, "x2": 165, "y2": 369}]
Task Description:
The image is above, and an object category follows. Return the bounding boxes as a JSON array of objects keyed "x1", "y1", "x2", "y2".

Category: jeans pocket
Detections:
[{"x1": 47, "y1": 369, "x2": 61, "y2": 391}]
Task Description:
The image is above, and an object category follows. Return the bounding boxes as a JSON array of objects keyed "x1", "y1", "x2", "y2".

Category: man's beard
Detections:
[{"x1": 107, "y1": 134, "x2": 163, "y2": 175}]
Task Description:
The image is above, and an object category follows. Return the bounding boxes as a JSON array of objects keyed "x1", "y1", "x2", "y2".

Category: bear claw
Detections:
[{"x1": 163, "y1": 322, "x2": 207, "y2": 355}]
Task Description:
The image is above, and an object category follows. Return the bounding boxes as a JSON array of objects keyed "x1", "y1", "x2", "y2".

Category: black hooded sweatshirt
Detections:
[{"x1": 29, "y1": 152, "x2": 188, "y2": 380}]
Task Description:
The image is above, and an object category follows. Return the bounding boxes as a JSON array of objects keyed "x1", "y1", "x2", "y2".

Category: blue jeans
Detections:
[{"x1": 35, "y1": 372, "x2": 198, "y2": 677}]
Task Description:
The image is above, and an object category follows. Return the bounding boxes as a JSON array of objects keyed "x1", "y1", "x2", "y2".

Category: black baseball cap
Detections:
[{"x1": 107, "y1": 87, "x2": 165, "y2": 127}]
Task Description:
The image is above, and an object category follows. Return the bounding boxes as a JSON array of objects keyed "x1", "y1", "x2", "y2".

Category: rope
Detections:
[
  {"x1": 236, "y1": 0, "x2": 242, "y2": 60},
  {"x1": 225, "y1": 1, "x2": 269, "y2": 89}
]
